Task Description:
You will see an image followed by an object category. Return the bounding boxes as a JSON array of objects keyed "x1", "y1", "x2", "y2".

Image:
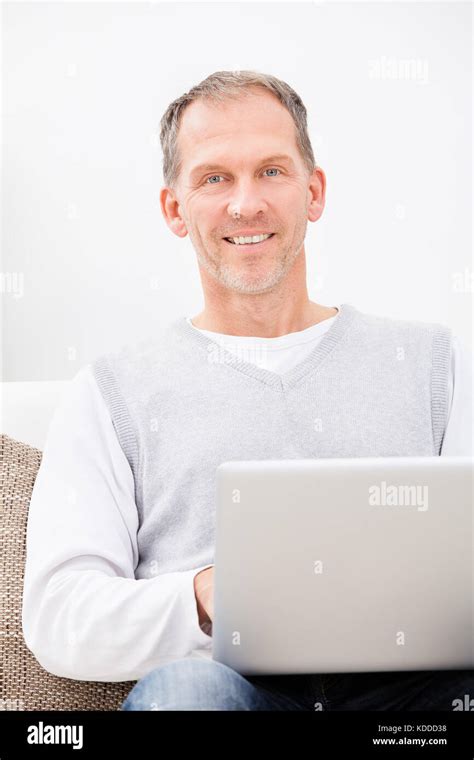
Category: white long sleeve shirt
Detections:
[{"x1": 21, "y1": 308, "x2": 473, "y2": 681}]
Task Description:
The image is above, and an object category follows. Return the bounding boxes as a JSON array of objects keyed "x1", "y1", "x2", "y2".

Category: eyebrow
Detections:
[{"x1": 189, "y1": 154, "x2": 296, "y2": 180}]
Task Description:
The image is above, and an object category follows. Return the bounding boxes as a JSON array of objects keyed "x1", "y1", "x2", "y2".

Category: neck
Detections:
[
  {"x1": 192, "y1": 301, "x2": 338, "y2": 337},
  {"x1": 192, "y1": 283, "x2": 337, "y2": 338}
]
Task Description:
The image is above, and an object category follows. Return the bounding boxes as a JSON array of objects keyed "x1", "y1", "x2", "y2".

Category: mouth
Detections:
[{"x1": 223, "y1": 233, "x2": 276, "y2": 250}]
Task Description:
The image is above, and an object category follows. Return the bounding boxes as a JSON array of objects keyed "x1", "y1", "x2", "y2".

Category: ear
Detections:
[
  {"x1": 160, "y1": 186, "x2": 188, "y2": 238},
  {"x1": 307, "y1": 167, "x2": 326, "y2": 223}
]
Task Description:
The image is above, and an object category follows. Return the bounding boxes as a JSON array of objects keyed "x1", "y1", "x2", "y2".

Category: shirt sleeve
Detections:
[
  {"x1": 21, "y1": 363, "x2": 214, "y2": 683},
  {"x1": 440, "y1": 335, "x2": 473, "y2": 456}
]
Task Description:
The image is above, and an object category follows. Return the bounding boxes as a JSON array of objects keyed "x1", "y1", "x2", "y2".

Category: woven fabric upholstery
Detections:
[{"x1": 0, "y1": 434, "x2": 137, "y2": 710}]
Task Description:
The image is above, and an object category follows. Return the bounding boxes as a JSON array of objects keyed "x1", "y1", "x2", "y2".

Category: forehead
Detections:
[{"x1": 176, "y1": 89, "x2": 300, "y2": 171}]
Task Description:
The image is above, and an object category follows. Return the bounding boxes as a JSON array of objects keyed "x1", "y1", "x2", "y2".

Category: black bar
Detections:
[{"x1": 0, "y1": 709, "x2": 473, "y2": 758}]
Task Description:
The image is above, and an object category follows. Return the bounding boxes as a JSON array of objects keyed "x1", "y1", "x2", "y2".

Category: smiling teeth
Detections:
[{"x1": 228, "y1": 233, "x2": 272, "y2": 245}]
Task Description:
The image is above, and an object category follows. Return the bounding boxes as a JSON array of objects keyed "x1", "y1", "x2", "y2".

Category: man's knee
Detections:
[{"x1": 121, "y1": 657, "x2": 259, "y2": 711}]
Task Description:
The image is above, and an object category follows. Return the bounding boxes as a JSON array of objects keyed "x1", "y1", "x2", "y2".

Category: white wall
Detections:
[{"x1": 2, "y1": 1, "x2": 472, "y2": 380}]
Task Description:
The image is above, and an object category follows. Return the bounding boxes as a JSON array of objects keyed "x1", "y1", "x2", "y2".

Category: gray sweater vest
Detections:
[{"x1": 92, "y1": 303, "x2": 452, "y2": 580}]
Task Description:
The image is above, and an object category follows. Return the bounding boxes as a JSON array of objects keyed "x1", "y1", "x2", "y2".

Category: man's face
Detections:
[{"x1": 170, "y1": 88, "x2": 320, "y2": 295}]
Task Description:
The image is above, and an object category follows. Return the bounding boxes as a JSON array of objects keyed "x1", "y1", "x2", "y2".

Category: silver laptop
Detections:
[{"x1": 212, "y1": 456, "x2": 473, "y2": 675}]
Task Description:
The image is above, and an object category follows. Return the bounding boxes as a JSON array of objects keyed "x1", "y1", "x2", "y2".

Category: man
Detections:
[{"x1": 22, "y1": 70, "x2": 472, "y2": 711}]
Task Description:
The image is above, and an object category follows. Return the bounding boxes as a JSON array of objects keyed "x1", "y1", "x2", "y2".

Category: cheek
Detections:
[
  {"x1": 269, "y1": 184, "x2": 306, "y2": 214},
  {"x1": 187, "y1": 201, "x2": 222, "y2": 236}
]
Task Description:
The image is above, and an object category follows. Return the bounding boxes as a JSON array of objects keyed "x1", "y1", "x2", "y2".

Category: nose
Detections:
[{"x1": 226, "y1": 177, "x2": 269, "y2": 220}]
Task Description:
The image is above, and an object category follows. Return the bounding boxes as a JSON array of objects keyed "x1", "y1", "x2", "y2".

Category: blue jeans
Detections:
[{"x1": 121, "y1": 658, "x2": 474, "y2": 711}]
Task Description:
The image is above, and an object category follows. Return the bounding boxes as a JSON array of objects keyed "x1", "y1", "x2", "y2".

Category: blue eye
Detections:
[{"x1": 204, "y1": 168, "x2": 281, "y2": 185}]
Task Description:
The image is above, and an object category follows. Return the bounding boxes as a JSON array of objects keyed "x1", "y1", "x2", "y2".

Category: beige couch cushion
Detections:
[{"x1": 0, "y1": 433, "x2": 137, "y2": 710}]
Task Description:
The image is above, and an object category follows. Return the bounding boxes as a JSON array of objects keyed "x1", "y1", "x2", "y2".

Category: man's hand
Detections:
[{"x1": 194, "y1": 566, "x2": 214, "y2": 635}]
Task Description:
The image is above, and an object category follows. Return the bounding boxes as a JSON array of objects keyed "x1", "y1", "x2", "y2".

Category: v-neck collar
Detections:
[{"x1": 174, "y1": 303, "x2": 358, "y2": 391}]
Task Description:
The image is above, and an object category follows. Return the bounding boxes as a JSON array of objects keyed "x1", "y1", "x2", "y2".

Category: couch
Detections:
[{"x1": 0, "y1": 380, "x2": 137, "y2": 710}]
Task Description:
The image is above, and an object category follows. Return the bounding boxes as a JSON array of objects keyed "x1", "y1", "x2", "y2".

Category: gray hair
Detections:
[{"x1": 159, "y1": 70, "x2": 317, "y2": 190}]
